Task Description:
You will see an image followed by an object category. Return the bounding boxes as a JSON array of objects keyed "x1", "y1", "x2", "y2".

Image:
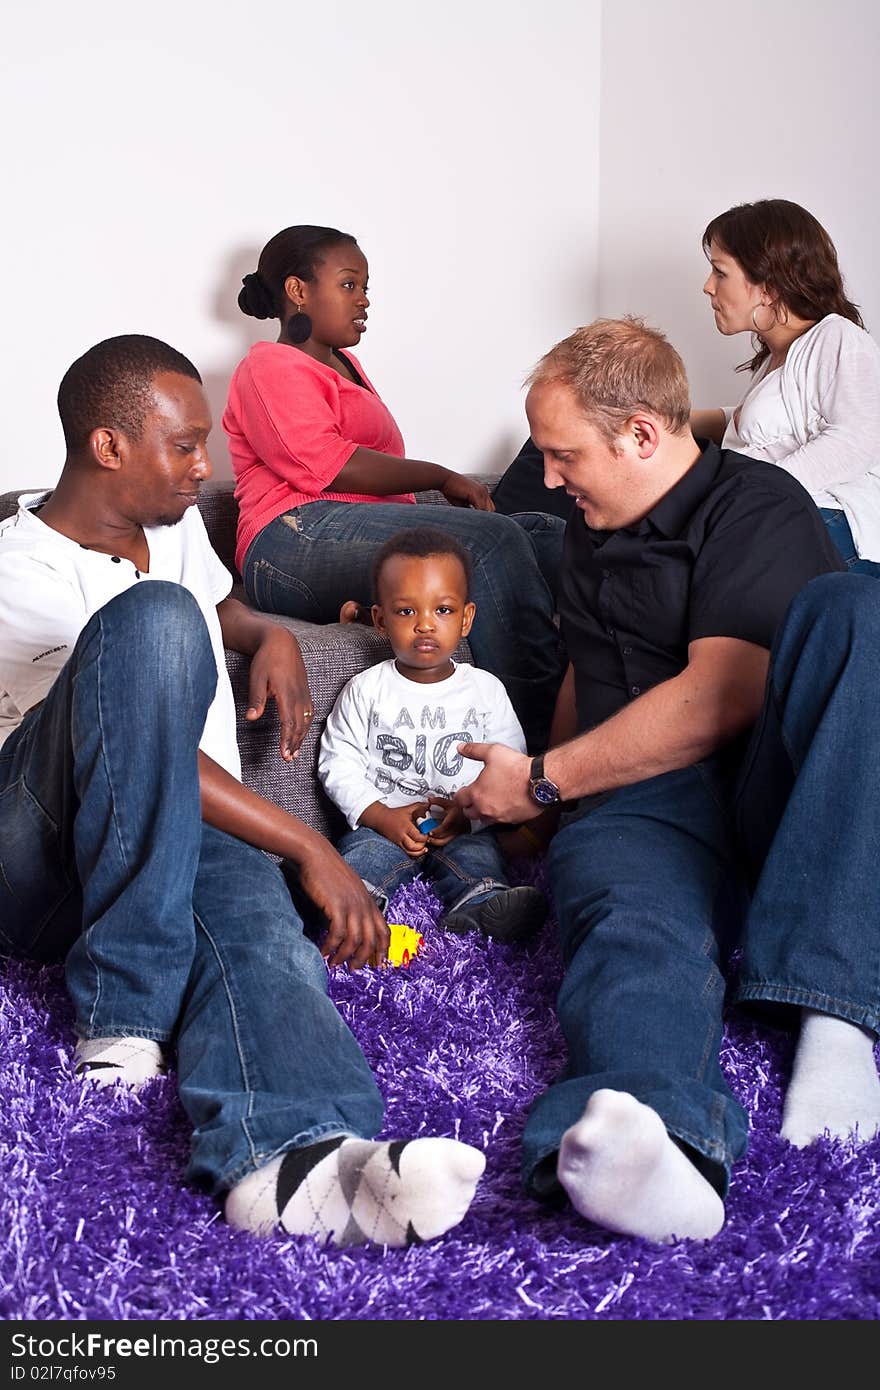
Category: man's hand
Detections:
[
  {"x1": 295, "y1": 838, "x2": 390, "y2": 971},
  {"x1": 359, "y1": 800, "x2": 431, "y2": 857},
  {"x1": 455, "y1": 743, "x2": 537, "y2": 824},
  {"x1": 246, "y1": 626, "x2": 314, "y2": 761},
  {"x1": 440, "y1": 473, "x2": 496, "y2": 511},
  {"x1": 424, "y1": 796, "x2": 469, "y2": 847}
]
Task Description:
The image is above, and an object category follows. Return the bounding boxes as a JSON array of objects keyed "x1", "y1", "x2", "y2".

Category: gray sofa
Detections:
[{"x1": 0, "y1": 484, "x2": 472, "y2": 840}]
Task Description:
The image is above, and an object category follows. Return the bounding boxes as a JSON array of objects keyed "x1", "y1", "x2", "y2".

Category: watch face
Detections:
[{"x1": 531, "y1": 777, "x2": 559, "y2": 806}]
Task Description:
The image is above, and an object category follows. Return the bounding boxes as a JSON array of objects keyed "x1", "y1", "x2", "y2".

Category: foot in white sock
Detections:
[
  {"x1": 225, "y1": 1135, "x2": 486, "y2": 1246},
  {"x1": 557, "y1": 1089, "x2": 725, "y2": 1244},
  {"x1": 781, "y1": 1009, "x2": 880, "y2": 1148},
  {"x1": 74, "y1": 1035, "x2": 166, "y2": 1089}
]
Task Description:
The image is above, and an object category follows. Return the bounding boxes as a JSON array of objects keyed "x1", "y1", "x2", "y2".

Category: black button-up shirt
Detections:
[{"x1": 559, "y1": 443, "x2": 844, "y2": 734}]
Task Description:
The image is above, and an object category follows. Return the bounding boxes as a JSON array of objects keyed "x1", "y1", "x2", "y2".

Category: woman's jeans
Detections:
[
  {"x1": 820, "y1": 507, "x2": 880, "y2": 576},
  {"x1": 523, "y1": 573, "x2": 880, "y2": 1199},
  {"x1": 243, "y1": 501, "x2": 566, "y2": 751},
  {"x1": 336, "y1": 824, "x2": 510, "y2": 916},
  {"x1": 0, "y1": 583, "x2": 383, "y2": 1194}
]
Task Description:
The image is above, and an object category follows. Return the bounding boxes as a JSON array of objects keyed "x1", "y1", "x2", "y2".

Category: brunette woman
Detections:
[{"x1": 694, "y1": 199, "x2": 880, "y2": 572}]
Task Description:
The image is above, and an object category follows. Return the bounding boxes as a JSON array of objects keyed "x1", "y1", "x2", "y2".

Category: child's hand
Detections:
[
  {"x1": 363, "y1": 801, "x2": 431, "y2": 857},
  {"x1": 425, "y1": 797, "x2": 469, "y2": 847}
]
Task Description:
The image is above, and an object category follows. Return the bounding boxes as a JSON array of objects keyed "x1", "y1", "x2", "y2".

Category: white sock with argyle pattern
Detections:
[{"x1": 225, "y1": 1135, "x2": 485, "y2": 1246}]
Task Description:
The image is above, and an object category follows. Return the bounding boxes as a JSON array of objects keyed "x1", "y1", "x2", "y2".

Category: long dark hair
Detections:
[
  {"x1": 238, "y1": 225, "x2": 358, "y2": 320},
  {"x1": 703, "y1": 199, "x2": 863, "y2": 372}
]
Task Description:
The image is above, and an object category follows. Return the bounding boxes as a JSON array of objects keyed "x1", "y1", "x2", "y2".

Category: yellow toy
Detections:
[{"x1": 386, "y1": 921, "x2": 424, "y2": 968}]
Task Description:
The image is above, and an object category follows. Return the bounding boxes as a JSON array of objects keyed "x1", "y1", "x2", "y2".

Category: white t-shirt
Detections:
[
  {"x1": 318, "y1": 658, "x2": 526, "y2": 830},
  {"x1": 0, "y1": 494, "x2": 242, "y2": 779},
  {"x1": 722, "y1": 314, "x2": 880, "y2": 559}
]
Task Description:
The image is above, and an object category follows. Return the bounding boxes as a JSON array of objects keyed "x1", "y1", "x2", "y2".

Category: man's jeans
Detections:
[
  {"x1": 243, "y1": 501, "x2": 566, "y2": 751},
  {"x1": 336, "y1": 824, "x2": 510, "y2": 916},
  {"x1": 524, "y1": 573, "x2": 880, "y2": 1199},
  {"x1": 0, "y1": 583, "x2": 383, "y2": 1194}
]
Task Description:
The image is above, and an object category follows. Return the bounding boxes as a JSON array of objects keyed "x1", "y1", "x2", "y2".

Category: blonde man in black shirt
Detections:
[{"x1": 457, "y1": 317, "x2": 879, "y2": 1243}]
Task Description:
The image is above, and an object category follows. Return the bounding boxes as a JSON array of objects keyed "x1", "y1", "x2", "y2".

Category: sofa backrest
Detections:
[
  {"x1": 1, "y1": 484, "x2": 450, "y2": 573},
  {"x1": 0, "y1": 483, "x2": 239, "y2": 567},
  {"x1": 0, "y1": 491, "x2": 22, "y2": 525}
]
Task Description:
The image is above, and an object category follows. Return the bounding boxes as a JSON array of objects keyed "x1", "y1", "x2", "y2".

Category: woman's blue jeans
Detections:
[
  {"x1": 523, "y1": 572, "x2": 880, "y2": 1199},
  {"x1": 820, "y1": 507, "x2": 880, "y2": 577},
  {"x1": 336, "y1": 824, "x2": 510, "y2": 916},
  {"x1": 243, "y1": 501, "x2": 566, "y2": 751},
  {"x1": 0, "y1": 583, "x2": 383, "y2": 1194}
]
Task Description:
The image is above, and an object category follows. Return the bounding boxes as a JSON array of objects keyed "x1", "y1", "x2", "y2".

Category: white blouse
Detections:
[{"x1": 723, "y1": 314, "x2": 880, "y2": 559}]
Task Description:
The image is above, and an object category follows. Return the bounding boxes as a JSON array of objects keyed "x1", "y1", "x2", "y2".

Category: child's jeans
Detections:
[{"x1": 335, "y1": 825, "x2": 510, "y2": 916}]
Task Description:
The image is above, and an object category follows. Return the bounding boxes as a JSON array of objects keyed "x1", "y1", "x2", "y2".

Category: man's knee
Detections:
[
  {"x1": 68, "y1": 584, "x2": 217, "y2": 716},
  {"x1": 98, "y1": 580, "x2": 206, "y2": 637},
  {"x1": 89, "y1": 582, "x2": 214, "y2": 677},
  {"x1": 787, "y1": 571, "x2": 880, "y2": 640}
]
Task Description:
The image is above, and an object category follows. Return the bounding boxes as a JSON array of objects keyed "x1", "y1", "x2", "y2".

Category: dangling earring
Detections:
[
  {"x1": 286, "y1": 304, "x2": 313, "y2": 345},
  {"x1": 751, "y1": 303, "x2": 776, "y2": 336}
]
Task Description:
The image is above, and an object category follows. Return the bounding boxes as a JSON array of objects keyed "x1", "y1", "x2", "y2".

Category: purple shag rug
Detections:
[{"x1": 2, "y1": 863, "x2": 879, "y2": 1322}]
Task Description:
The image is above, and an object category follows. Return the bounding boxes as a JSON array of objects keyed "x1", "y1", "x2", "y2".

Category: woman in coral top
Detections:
[{"x1": 223, "y1": 224, "x2": 564, "y2": 750}]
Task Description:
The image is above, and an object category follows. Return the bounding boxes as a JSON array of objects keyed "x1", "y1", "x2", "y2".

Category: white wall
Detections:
[
  {"x1": 598, "y1": 0, "x2": 880, "y2": 411},
  {"x1": 0, "y1": 0, "x2": 601, "y2": 493}
]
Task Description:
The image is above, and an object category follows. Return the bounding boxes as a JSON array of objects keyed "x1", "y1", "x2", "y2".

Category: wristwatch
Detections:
[{"x1": 528, "y1": 754, "x2": 561, "y2": 806}]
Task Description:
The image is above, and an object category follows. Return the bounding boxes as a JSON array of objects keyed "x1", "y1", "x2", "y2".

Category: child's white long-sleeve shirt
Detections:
[{"x1": 318, "y1": 659, "x2": 526, "y2": 829}]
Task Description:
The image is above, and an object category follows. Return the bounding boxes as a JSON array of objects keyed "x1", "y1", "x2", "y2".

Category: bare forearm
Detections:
[
  {"x1": 356, "y1": 800, "x2": 393, "y2": 834},
  {"x1": 689, "y1": 410, "x2": 727, "y2": 445},
  {"x1": 544, "y1": 663, "x2": 760, "y2": 800},
  {"x1": 459, "y1": 639, "x2": 769, "y2": 826},
  {"x1": 332, "y1": 447, "x2": 451, "y2": 495},
  {"x1": 217, "y1": 596, "x2": 284, "y2": 655},
  {"x1": 199, "y1": 752, "x2": 327, "y2": 863}
]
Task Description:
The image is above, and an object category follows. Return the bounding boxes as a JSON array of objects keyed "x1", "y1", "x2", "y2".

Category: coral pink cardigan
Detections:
[{"x1": 223, "y1": 341, "x2": 414, "y2": 574}]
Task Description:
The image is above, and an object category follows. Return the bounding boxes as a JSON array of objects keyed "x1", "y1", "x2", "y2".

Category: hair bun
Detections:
[{"x1": 238, "y1": 272, "x2": 276, "y2": 319}]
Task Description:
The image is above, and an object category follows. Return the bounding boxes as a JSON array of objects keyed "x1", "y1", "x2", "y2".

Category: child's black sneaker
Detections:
[{"x1": 442, "y1": 886, "x2": 547, "y2": 944}]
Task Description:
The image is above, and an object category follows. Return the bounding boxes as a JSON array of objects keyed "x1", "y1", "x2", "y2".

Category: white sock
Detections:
[
  {"x1": 557, "y1": 1089, "x2": 725, "y2": 1244},
  {"x1": 74, "y1": 1035, "x2": 166, "y2": 1089},
  {"x1": 225, "y1": 1135, "x2": 486, "y2": 1247},
  {"x1": 781, "y1": 1009, "x2": 880, "y2": 1148}
]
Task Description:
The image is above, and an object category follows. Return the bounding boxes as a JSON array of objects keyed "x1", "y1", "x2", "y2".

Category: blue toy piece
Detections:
[{"x1": 417, "y1": 804, "x2": 447, "y2": 835}]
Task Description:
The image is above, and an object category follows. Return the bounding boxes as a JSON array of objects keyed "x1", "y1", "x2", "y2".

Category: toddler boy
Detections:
[{"x1": 319, "y1": 528, "x2": 547, "y2": 943}]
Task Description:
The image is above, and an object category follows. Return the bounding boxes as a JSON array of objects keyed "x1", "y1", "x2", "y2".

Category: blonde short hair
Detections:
[{"x1": 526, "y1": 317, "x2": 691, "y2": 445}]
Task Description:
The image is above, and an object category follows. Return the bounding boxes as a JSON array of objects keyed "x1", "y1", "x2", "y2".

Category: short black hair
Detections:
[
  {"x1": 372, "y1": 527, "x2": 473, "y2": 600},
  {"x1": 238, "y1": 225, "x2": 359, "y2": 319},
  {"x1": 57, "y1": 334, "x2": 202, "y2": 451}
]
